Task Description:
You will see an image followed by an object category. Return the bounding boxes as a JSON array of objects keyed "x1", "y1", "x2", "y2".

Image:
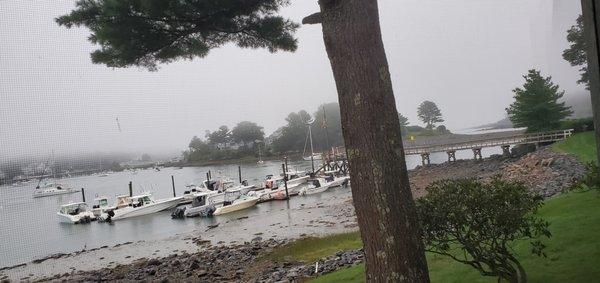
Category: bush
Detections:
[
  {"x1": 417, "y1": 178, "x2": 551, "y2": 283},
  {"x1": 580, "y1": 162, "x2": 600, "y2": 190},
  {"x1": 561, "y1": 118, "x2": 594, "y2": 133}
]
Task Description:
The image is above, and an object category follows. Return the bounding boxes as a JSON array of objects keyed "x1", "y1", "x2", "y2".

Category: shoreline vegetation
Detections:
[{"x1": 2, "y1": 132, "x2": 594, "y2": 282}]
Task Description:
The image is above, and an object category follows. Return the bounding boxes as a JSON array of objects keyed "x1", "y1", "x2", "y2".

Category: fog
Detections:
[{"x1": 0, "y1": 0, "x2": 587, "y2": 158}]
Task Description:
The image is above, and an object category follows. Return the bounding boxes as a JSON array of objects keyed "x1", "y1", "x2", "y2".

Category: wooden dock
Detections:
[
  {"x1": 405, "y1": 129, "x2": 573, "y2": 165},
  {"x1": 316, "y1": 129, "x2": 574, "y2": 172}
]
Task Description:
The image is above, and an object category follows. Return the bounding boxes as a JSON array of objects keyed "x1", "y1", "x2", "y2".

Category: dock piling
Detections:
[
  {"x1": 282, "y1": 163, "x2": 289, "y2": 200},
  {"x1": 421, "y1": 153, "x2": 431, "y2": 166},
  {"x1": 171, "y1": 175, "x2": 176, "y2": 197},
  {"x1": 129, "y1": 181, "x2": 133, "y2": 197},
  {"x1": 473, "y1": 148, "x2": 483, "y2": 160},
  {"x1": 446, "y1": 150, "x2": 456, "y2": 162},
  {"x1": 81, "y1": 188, "x2": 86, "y2": 203},
  {"x1": 501, "y1": 145, "x2": 511, "y2": 157}
]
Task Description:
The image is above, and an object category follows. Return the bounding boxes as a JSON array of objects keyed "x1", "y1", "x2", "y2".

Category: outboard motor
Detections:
[
  {"x1": 342, "y1": 179, "x2": 350, "y2": 187},
  {"x1": 102, "y1": 210, "x2": 115, "y2": 223},
  {"x1": 171, "y1": 207, "x2": 186, "y2": 219},
  {"x1": 200, "y1": 205, "x2": 216, "y2": 217}
]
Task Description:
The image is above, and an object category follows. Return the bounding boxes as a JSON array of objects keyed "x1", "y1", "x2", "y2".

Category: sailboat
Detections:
[
  {"x1": 32, "y1": 154, "x2": 80, "y2": 198},
  {"x1": 257, "y1": 141, "x2": 265, "y2": 165},
  {"x1": 33, "y1": 182, "x2": 80, "y2": 198},
  {"x1": 302, "y1": 118, "x2": 323, "y2": 162}
]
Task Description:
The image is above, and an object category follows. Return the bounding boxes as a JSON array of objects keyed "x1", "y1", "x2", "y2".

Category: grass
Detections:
[
  {"x1": 307, "y1": 189, "x2": 600, "y2": 282},
  {"x1": 262, "y1": 232, "x2": 362, "y2": 263},
  {"x1": 553, "y1": 131, "x2": 597, "y2": 164},
  {"x1": 265, "y1": 132, "x2": 600, "y2": 282}
]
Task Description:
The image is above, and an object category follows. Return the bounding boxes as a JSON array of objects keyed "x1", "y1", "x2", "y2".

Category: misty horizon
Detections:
[{"x1": 0, "y1": 0, "x2": 590, "y2": 159}]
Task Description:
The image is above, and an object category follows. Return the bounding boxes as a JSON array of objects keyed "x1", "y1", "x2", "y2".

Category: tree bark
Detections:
[
  {"x1": 581, "y1": 0, "x2": 600, "y2": 163},
  {"x1": 316, "y1": 0, "x2": 430, "y2": 281}
]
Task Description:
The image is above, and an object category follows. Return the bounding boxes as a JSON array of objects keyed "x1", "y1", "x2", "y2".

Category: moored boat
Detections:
[
  {"x1": 57, "y1": 202, "x2": 96, "y2": 224},
  {"x1": 33, "y1": 182, "x2": 80, "y2": 198},
  {"x1": 299, "y1": 178, "x2": 331, "y2": 196},
  {"x1": 212, "y1": 194, "x2": 259, "y2": 216},
  {"x1": 101, "y1": 194, "x2": 182, "y2": 221}
]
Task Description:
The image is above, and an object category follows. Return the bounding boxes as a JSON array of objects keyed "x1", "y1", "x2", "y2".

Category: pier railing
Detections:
[{"x1": 404, "y1": 129, "x2": 573, "y2": 155}]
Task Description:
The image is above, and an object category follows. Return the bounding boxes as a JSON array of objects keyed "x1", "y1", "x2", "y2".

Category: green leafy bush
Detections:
[
  {"x1": 560, "y1": 118, "x2": 594, "y2": 133},
  {"x1": 417, "y1": 178, "x2": 551, "y2": 283},
  {"x1": 581, "y1": 162, "x2": 600, "y2": 190}
]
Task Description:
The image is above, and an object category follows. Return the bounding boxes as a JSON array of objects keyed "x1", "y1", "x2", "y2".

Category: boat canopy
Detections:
[{"x1": 59, "y1": 203, "x2": 88, "y2": 214}]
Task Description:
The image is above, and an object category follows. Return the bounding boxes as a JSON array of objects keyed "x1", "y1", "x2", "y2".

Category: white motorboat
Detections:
[
  {"x1": 33, "y1": 182, "x2": 80, "y2": 198},
  {"x1": 324, "y1": 175, "x2": 350, "y2": 188},
  {"x1": 213, "y1": 194, "x2": 259, "y2": 216},
  {"x1": 57, "y1": 202, "x2": 96, "y2": 224},
  {"x1": 102, "y1": 194, "x2": 182, "y2": 221},
  {"x1": 303, "y1": 154, "x2": 323, "y2": 161},
  {"x1": 91, "y1": 196, "x2": 116, "y2": 217},
  {"x1": 180, "y1": 184, "x2": 211, "y2": 204},
  {"x1": 247, "y1": 174, "x2": 309, "y2": 201},
  {"x1": 299, "y1": 178, "x2": 331, "y2": 196},
  {"x1": 176, "y1": 191, "x2": 220, "y2": 218}
]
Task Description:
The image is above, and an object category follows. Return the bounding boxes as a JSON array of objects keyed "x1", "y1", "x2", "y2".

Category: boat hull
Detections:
[
  {"x1": 213, "y1": 197, "x2": 258, "y2": 216},
  {"x1": 110, "y1": 197, "x2": 182, "y2": 220},
  {"x1": 33, "y1": 188, "x2": 80, "y2": 198},
  {"x1": 57, "y1": 212, "x2": 95, "y2": 224},
  {"x1": 300, "y1": 184, "x2": 331, "y2": 196}
]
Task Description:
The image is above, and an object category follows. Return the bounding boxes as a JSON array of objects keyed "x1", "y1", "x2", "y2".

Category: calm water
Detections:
[{"x1": 0, "y1": 148, "x2": 502, "y2": 268}]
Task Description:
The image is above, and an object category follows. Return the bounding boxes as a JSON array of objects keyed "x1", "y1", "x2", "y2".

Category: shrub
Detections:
[
  {"x1": 580, "y1": 162, "x2": 600, "y2": 190},
  {"x1": 417, "y1": 178, "x2": 551, "y2": 283},
  {"x1": 560, "y1": 118, "x2": 594, "y2": 133}
]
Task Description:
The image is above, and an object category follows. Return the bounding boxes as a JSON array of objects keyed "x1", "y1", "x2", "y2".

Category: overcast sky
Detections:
[{"x1": 0, "y1": 0, "x2": 587, "y2": 158}]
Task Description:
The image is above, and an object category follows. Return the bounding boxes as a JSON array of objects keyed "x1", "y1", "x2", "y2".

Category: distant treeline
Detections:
[{"x1": 183, "y1": 102, "x2": 345, "y2": 163}]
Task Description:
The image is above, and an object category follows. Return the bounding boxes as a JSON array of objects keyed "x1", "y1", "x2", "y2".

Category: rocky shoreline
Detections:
[
  {"x1": 1, "y1": 146, "x2": 586, "y2": 282},
  {"x1": 33, "y1": 237, "x2": 365, "y2": 283},
  {"x1": 409, "y1": 147, "x2": 586, "y2": 198}
]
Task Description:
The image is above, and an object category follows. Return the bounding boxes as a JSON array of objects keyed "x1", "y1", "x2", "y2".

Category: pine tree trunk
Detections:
[
  {"x1": 581, "y1": 0, "x2": 600, "y2": 163},
  {"x1": 316, "y1": 0, "x2": 430, "y2": 281}
]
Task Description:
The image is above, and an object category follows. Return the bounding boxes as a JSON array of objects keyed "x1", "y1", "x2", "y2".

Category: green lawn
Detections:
[
  {"x1": 308, "y1": 189, "x2": 600, "y2": 282},
  {"x1": 553, "y1": 131, "x2": 597, "y2": 164},
  {"x1": 264, "y1": 132, "x2": 600, "y2": 282},
  {"x1": 262, "y1": 232, "x2": 362, "y2": 263}
]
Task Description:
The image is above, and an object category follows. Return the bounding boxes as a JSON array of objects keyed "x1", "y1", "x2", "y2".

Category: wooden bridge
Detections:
[
  {"x1": 316, "y1": 129, "x2": 574, "y2": 173},
  {"x1": 405, "y1": 129, "x2": 574, "y2": 165}
]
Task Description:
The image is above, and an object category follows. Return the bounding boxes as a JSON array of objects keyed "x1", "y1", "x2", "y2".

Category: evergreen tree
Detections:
[
  {"x1": 417, "y1": 101, "x2": 444, "y2": 129},
  {"x1": 563, "y1": 15, "x2": 589, "y2": 88},
  {"x1": 506, "y1": 70, "x2": 572, "y2": 132},
  {"x1": 398, "y1": 112, "x2": 409, "y2": 135},
  {"x1": 58, "y1": 1, "x2": 431, "y2": 280}
]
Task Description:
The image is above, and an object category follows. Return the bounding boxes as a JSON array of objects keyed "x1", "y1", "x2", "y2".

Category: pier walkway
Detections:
[
  {"x1": 404, "y1": 129, "x2": 573, "y2": 165},
  {"x1": 317, "y1": 129, "x2": 574, "y2": 172}
]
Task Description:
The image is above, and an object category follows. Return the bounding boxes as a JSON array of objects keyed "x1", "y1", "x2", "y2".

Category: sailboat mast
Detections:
[
  {"x1": 309, "y1": 123, "x2": 315, "y2": 173},
  {"x1": 258, "y1": 142, "x2": 262, "y2": 160},
  {"x1": 322, "y1": 106, "x2": 331, "y2": 158}
]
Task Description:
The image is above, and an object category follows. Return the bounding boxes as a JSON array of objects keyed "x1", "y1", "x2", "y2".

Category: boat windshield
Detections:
[
  {"x1": 60, "y1": 203, "x2": 86, "y2": 215},
  {"x1": 140, "y1": 196, "x2": 151, "y2": 204},
  {"x1": 98, "y1": 199, "x2": 108, "y2": 207}
]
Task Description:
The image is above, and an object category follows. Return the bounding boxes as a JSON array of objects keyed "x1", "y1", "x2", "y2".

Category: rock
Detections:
[
  {"x1": 287, "y1": 271, "x2": 298, "y2": 278},
  {"x1": 147, "y1": 259, "x2": 161, "y2": 266},
  {"x1": 197, "y1": 270, "x2": 208, "y2": 277},
  {"x1": 189, "y1": 260, "x2": 199, "y2": 270}
]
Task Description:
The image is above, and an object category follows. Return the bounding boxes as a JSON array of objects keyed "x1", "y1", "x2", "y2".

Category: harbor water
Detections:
[{"x1": 0, "y1": 148, "x2": 502, "y2": 268}]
